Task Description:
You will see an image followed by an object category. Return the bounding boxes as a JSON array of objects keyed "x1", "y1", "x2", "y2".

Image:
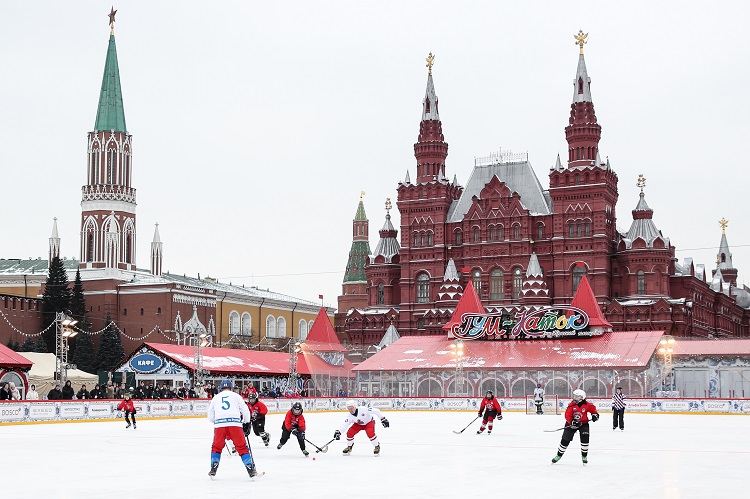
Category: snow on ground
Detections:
[{"x1": 2, "y1": 411, "x2": 749, "y2": 498}]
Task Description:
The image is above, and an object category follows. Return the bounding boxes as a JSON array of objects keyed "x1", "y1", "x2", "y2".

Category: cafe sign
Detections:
[{"x1": 451, "y1": 306, "x2": 597, "y2": 340}]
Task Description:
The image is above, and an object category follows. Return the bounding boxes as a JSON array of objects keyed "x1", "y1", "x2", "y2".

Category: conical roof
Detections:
[
  {"x1": 95, "y1": 33, "x2": 127, "y2": 133},
  {"x1": 442, "y1": 280, "x2": 485, "y2": 335},
  {"x1": 570, "y1": 275, "x2": 611, "y2": 329},
  {"x1": 304, "y1": 308, "x2": 347, "y2": 352}
]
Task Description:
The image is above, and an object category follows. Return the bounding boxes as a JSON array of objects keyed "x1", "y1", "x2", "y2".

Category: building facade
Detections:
[{"x1": 337, "y1": 39, "x2": 750, "y2": 350}]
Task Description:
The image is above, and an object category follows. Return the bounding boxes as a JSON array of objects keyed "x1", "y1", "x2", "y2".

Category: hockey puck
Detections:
[{"x1": 312, "y1": 457, "x2": 316, "y2": 460}]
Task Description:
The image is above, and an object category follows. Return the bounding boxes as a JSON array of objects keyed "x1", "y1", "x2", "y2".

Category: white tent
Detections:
[{"x1": 22, "y1": 352, "x2": 99, "y2": 399}]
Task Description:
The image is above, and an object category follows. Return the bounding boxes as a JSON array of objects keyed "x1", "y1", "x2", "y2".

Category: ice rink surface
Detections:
[{"x1": 2, "y1": 410, "x2": 749, "y2": 499}]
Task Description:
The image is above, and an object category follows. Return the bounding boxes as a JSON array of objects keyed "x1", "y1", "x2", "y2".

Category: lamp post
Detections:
[
  {"x1": 55, "y1": 312, "x2": 78, "y2": 388},
  {"x1": 658, "y1": 335, "x2": 676, "y2": 393},
  {"x1": 287, "y1": 337, "x2": 303, "y2": 394},
  {"x1": 449, "y1": 339, "x2": 465, "y2": 396},
  {"x1": 193, "y1": 330, "x2": 210, "y2": 389}
]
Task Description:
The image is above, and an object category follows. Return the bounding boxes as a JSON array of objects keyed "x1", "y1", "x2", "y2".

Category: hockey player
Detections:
[
  {"x1": 116, "y1": 391, "x2": 137, "y2": 429},
  {"x1": 243, "y1": 392, "x2": 271, "y2": 447},
  {"x1": 533, "y1": 383, "x2": 545, "y2": 415},
  {"x1": 477, "y1": 390, "x2": 502, "y2": 434},
  {"x1": 207, "y1": 379, "x2": 258, "y2": 478},
  {"x1": 551, "y1": 389, "x2": 600, "y2": 465},
  {"x1": 277, "y1": 402, "x2": 308, "y2": 456},
  {"x1": 333, "y1": 400, "x2": 390, "y2": 455}
]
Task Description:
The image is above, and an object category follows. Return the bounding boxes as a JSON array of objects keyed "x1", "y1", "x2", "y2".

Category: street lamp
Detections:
[
  {"x1": 287, "y1": 337, "x2": 304, "y2": 395},
  {"x1": 193, "y1": 331, "x2": 210, "y2": 389},
  {"x1": 658, "y1": 335, "x2": 676, "y2": 393},
  {"x1": 55, "y1": 312, "x2": 78, "y2": 387},
  {"x1": 449, "y1": 339, "x2": 465, "y2": 396}
]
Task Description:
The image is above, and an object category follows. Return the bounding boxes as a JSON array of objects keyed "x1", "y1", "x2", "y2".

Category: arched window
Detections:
[
  {"x1": 575, "y1": 174, "x2": 580, "y2": 185},
  {"x1": 378, "y1": 283, "x2": 385, "y2": 305},
  {"x1": 416, "y1": 273, "x2": 430, "y2": 303},
  {"x1": 473, "y1": 227, "x2": 480, "y2": 242},
  {"x1": 578, "y1": 77, "x2": 584, "y2": 94},
  {"x1": 537, "y1": 224, "x2": 544, "y2": 240},
  {"x1": 573, "y1": 266, "x2": 586, "y2": 294},
  {"x1": 512, "y1": 268, "x2": 522, "y2": 299},
  {"x1": 585, "y1": 222, "x2": 591, "y2": 236},
  {"x1": 427, "y1": 232, "x2": 433, "y2": 246},
  {"x1": 265, "y1": 315, "x2": 276, "y2": 338},
  {"x1": 125, "y1": 234, "x2": 132, "y2": 264},
  {"x1": 241, "y1": 312, "x2": 251, "y2": 336},
  {"x1": 490, "y1": 269, "x2": 504, "y2": 300},
  {"x1": 421, "y1": 233, "x2": 426, "y2": 246},
  {"x1": 497, "y1": 226, "x2": 503, "y2": 240},
  {"x1": 229, "y1": 311, "x2": 240, "y2": 335},
  {"x1": 87, "y1": 232, "x2": 95, "y2": 262},
  {"x1": 413, "y1": 232, "x2": 419, "y2": 247},
  {"x1": 472, "y1": 270, "x2": 482, "y2": 295},
  {"x1": 488, "y1": 227, "x2": 495, "y2": 241},
  {"x1": 277, "y1": 317, "x2": 287, "y2": 337},
  {"x1": 513, "y1": 225, "x2": 520, "y2": 239},
  {"x1": 569, "y1": 223, "x2": 575, "y2": 238},
  {"x1": 455, "y1": 230, "x2": 462, "y2": 245},
  {"x1": 299, "y1": 319, "x2": 308, "y2": 341},
  {"x1": 419, "y1": 188, "x2": 425, "y2": 199},
  {"x1": 637, "y1": 270, "x2": 646, "y2": 294}
]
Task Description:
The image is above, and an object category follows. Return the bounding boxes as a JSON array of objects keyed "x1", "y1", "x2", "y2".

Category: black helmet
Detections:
[
  {"x1": 291, "y1": 402, "x2": 303, "y2": 415},
  {"x1": 486, "y1": 390, "x2": 494, "y2": 398},
  {"x1": 248, "y1": 391, "x2": 258, "y2": 400}
]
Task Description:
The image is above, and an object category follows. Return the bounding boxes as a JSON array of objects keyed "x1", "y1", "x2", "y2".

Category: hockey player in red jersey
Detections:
[
  {"x1": 243, "y1": 392, "x2": 271, "y2": 447},
  {"x1": 477, "y1": 390, "x2": 502, "y2": 434},
  {"x1": 333, "y1": 400, "x2": 390, "y2": 455},
  {"x1": 551, "y1": 389, "x2": 600, "y2": 465},
  {"x1": 116, "y1": 392, "x2": 137, "y2": 429},
  {"x1": 277, "y1": 402, "x2": 308, "y2": 456}
]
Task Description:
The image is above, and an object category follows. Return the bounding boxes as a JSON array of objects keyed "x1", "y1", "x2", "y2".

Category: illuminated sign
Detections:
[{"x1": 450, "y1": 306, "x2": 597, "y2": 340}]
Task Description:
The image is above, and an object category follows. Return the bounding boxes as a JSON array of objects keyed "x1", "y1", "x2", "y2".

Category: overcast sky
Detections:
[{"x1": 1, "y1": 2, "x2": 748, "y2": 307}]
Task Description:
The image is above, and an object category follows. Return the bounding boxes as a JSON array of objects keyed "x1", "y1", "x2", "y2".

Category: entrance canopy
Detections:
[
  {"x1": 354, "y1": 330, "x2": 665, "y2": 371},
  {"x1": 0, "y1": 343, "x2": 32, "y2": 370}
]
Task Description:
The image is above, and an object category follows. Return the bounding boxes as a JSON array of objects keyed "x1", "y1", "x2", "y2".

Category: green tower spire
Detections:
[
  {"x1": 343, "y1": 198, "x2": 370, "y2": 284},
  {"x1": 94, "y1": 32, "x2": 127, "y2": 133}
]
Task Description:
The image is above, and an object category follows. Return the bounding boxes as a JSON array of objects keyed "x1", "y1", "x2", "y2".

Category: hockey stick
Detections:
[
  {"x1": 543, "y1": 425, "x2": 575, "y2": 433},
  {"x1": 315, "y1": 438, "x2": 337, "y2": 453},
  {"x1": 225, "y1": 440, "x2": 238, "y2": 456},
  {"x1": 304, "y1": 437, "x2": 329, "y2": 454},
  {"x1": 453, "y1": 415, "x2": 480, "y2": 434}
]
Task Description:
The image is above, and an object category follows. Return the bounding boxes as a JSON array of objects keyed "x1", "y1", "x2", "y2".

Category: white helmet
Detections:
[
  {"x1": 572, "y1": 389, "x2": 586, "y2": 401},
  {"x1": 345, "y1": 399, "x2": 357, "y2": 408}
]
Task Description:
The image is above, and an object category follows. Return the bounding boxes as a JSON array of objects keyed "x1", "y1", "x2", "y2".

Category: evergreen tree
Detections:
[
  {"x1": 12, "y1": 340, "x2": 20, "y2": 351},
  {"x1": 20, "y1": 337, "x2": 36, "y2": 352},
  {"x1": 72, "y1": 332, "x2": 97, "y2": 374},
  {"x1": 41, "y1": 256, "x2": 72, "y2": 352},
  {"x1": 68, "y1": 269, "x2": 90, "y2": 361},
  {"x1": 34, "y1": 336, "x2": 49, "y2": 353},
  {"x1": 97, "y1": 312, "x2": 125, "y2": 372},
  {"x1": 5, "y1": 336, "x2": 13, "y2": 349}
]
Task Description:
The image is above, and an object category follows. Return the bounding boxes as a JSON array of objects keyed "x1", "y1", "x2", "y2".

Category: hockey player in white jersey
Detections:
[
  {"x1": 207, "y1": 379, "x2": 258, "y2": 478},
  {"x1": 332, "y1": 400, "x2": 390, "y2": 456},
  {"x1": 533, "y1": 383, "x2": 545, "y2": 414}
]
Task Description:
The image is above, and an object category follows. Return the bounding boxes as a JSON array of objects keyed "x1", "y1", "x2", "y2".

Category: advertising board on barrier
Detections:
[
  {"x1": 442, "y1": 399, "x2": 468, "y2": 410},
  {"x1": 133, "y1": 402, "x2": 148, "y2": 415},
  {"x1": 193, "y1": 401, "x2": 210, "y2": 413},
  {"x1": 29, "y1": 403, "x2": 56, "y2": 420},
  {"x1": 150, "y1": 403, "x2": 171, "y2": 416},
  {"x1": 0, "y1": 404, "x2": 26, "y2": 422},
  {"x1": 172, "y1": 402, "x2": 191, "y2": 415},
  {"x1": 315, "y1": 399, "x2": 331, "y2": 410},
  {"x1": 704, "y1": 400, "x2": 731, "y2": 412},
  {"x1": 370, "y1": 399, "x2": 393, "y2": 409},
  {"x1": 88, "y1": 403, "x2": 113, "y2": 418},
  {"x1": 663, "y1": 400, "x2": 691, "y2": 412},
  {"x1": 277, "y1": 401, "x2": 292, "y2": 411},
  {"x1": 626, "y1": 400, "x2": 653, "y2": 411},
  {"x1": 503, "y1": 399, "x2": 526, "y2": 411},
  {"x1": 263, "y1": 401, "x2": 279, "y2": 412},
  {"x1": 60, "y1": 403, "x2": 85, "y2": 418},
  {"x1": 404, "y1": 399, "x2": 431, "y2": 409}
]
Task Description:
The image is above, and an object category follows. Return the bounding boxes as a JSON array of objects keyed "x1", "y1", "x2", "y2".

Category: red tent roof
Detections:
[
  {"x1": 570, "y1": 275, "x2": 612, "y2": 328},
  {"x1": 304, "y1": 308, "x2": 347, "y2": 352},
  {"x1": 142, "y1": 342, "x2": 353, "y2": 377},
  {"x1": 443, "y1": 280, "x2": 485, "y2": 334},
  {"x1": 353, "y1": 330, "x2": 665, "y2": 371},
  {"x1": 0, "y1": 344, "x2": 33, "y2": 370}
]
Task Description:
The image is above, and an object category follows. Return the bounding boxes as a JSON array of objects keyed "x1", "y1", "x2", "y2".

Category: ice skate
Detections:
[
  {"x1": 342, "y1": 445, "x2": 353, "y2": 455},
  {"x1": 373, "y1": 445, "x2": 380, "y2": 455},
  {"x1": 476, "y1": 429, "x2": 483, "y2": 434},
  {"x1": 582, "y1": 455, "x2": 588, "y2": 465},
  {"x1": 125, "y1": 423, "x2": 131, "y2": 429},
  {"x1": 208, "y1": 462, "x2": 219, "y2": 477},
  {"x1": 133, "y1": 423, "x2": 136, "y2": 429},
  {"x1": 302, "y1": 449, "x2": 309, "y2": 457},
  {"x1": 246, "y1": 464, "x2": 257, "y2": 478},
  {"x1": 277, "y1": 442, "x2": 283, "y2": 450},
  {"x1": 551, "y1": 454, "x2": 562, "y2": 464},
  {"x1": 262, "y1": 432, "x2": 270, "y2": 447},
  {"x1": 487, "y1": 430, "x2": 492, "y2": 435}
]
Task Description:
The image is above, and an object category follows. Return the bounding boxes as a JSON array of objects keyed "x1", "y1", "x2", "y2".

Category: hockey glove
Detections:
[
  {"x1": 591, "y1": 413, "x2": 599, "y2": 422},
  {"x1": 570, "y1": 420, "x2": 582, "y2": 430},
  {"x1": 381, "y1": 417, "x2": 390, "y2": 428},
  {"x1": 291, "y1": 428, "x2": 299, "y2": 436},
  {"x1": 334, "y1": 430, "x2": 341, "y2": 440},
  {"x1": 242, "y1": 422, "x2": 252, "y2": 436},
  {"x1": 251, "y1": 411, "x2": 258, "y2": 421},
  {"x1": 498, "y1": 415, "x2": 503, "y2": 420},
  {"x1": 478, "y1": 411, "x2": 483, "y2": 417}
]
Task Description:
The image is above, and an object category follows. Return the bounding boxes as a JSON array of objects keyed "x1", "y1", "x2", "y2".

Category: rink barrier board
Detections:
[{"x1": 1, "y1": 397, "x2": 749, "y2": 424}]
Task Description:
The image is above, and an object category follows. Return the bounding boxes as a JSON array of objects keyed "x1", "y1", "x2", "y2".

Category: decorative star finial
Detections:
[
  {"x1": 385, "y1": 198, "x2": 392, "y2": 214},
  {"x1": 574, "y1": 30, "x2": 588, "y2": 55},
  {"x1": 636, "y1": 174, "x2": 646, "y2": 192},
  {"x1": 360, "y1": 190, "x2": 366, "y2": 200},
  {"x1": 719, "y1": 218, "x2": 728, "y2": 234},
  {"x1": 426, "y1": 52, "x2": 435, "y2": 76},
  {"x1": 108, "y1": 6, "x2": 117, "y2": 34}
]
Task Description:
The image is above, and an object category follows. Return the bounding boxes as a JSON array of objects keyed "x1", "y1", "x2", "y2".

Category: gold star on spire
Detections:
[
  {"x1": 426, "y1": 52, "x2": 435, "y2": 76},
  {"x1": 574, "y1": 30, "x2": 588, "y2": 55}
]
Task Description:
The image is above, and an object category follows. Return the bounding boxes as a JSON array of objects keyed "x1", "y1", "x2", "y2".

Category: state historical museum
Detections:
[{"x1": 336, "y1": 36, "x2": 750, "y2": 351}]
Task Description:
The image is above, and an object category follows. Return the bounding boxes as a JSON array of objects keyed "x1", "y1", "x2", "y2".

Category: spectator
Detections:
[
  {"x1": 47, "y1": 383, "x2": 63, "y2": 400},
  {"x1": 8, "y1": 382, "x2": 21, "y2": 400},
  {"x1": 76, "y1": 384, "x2": 91, "y2": 400},
  {"x1": 188, "y1": 386, "x2": 197, "y2": 398},
  {"x1": 62, "y1": 380, "x2": 75, "y2": 400},
  {"x1": 106, "y1": 382, "x2": 115, "y2": 399},
  {"x1": 0, "y1": 382, "x2": 9, "y2": 400},
  {"x1": 159, "y1": 384, "x2": 170, "y2": 399},
  {"x1": 26, "y1": 384, "x2": 40, "y2": 400},
  {"x1": 135, "y1": 381, "x2": 146, "y2": 400},
  {"x1": 196, "y1": 384, "x2": 207, "y2": 398},
  {"x1": 89, "y1": 384, "x2": 100, "y2": 399},
  {"x1": 115, "y1": 383, "x2": 125, "y2": 399}
]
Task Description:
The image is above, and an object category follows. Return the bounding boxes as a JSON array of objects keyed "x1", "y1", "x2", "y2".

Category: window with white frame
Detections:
[
  {"x1": 266, "y1": 315, "x2": 276, "y2": 338},
  {"x1": 277, "y1": 316, "x2": 287, "y2": 337},
  {"x1": 299, "y1": 319, "x2": 308, "y2": 341},
  {"x1": 229, "y1": 311, "x2": 240, "y2": 336},
  {"x1": 241, "y1": 312, "x2": 251, "y2": 336},
  {"x1": 417, "y1": 273, "x2": 430, "y2": 303}
]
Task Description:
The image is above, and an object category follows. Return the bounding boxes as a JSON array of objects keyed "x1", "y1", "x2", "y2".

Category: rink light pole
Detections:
[
  {"x1": 287, "y1": 337, "x2": 304, "y2": 394},
  {"x1": 449, "y1": 339, "x2": 465, "y2": 396},
  {"x1": 658, "y1": 335, "x2": 676, "y2": 393},
  {"x1": 55, "y1": 312, "x2": 78, "y2": 388},
  {"x1": 193, "y1": 330, "x2": 210, "y2": 389}
]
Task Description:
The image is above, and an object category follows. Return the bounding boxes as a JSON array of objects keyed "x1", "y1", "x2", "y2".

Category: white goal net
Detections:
[{"x1": 525, "y1": 394, "x2": 561, "y2": 415}]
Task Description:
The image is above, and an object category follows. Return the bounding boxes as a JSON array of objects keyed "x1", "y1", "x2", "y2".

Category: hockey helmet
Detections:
[
  {"x1": 219, "y1": 379, "x2": 233, "y2": 391},
  {"x1": 345, "y1": 399, "x2": 357, "y2": 408},
  {"x1": 292, "y1": 402, "x2": 303, "y2": 415},
  {"x1": 248, "y1": 391, "x2": 258, "y2": 400},
  {"x1": 572, "y1": 389, "x2": 586, "y2": 401},
  {"x1": 485, "y1": 390, "x2": 494, "y2": 398}
]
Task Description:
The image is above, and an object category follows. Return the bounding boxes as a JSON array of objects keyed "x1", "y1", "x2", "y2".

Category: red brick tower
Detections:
[{"x1": 80, "y1": 13, "x2": 137, "y2": 271}]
